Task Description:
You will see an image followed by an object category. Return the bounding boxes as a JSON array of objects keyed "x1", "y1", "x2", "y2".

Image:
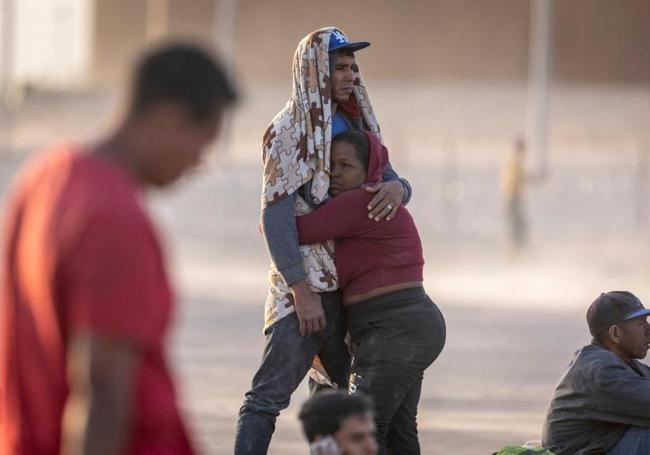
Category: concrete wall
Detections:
[
  {"x1": 89, "y1": 0, "x2": 650, "y2": 86},
  {"x1": 91, "y1": 0, "x2": 218, "y2": 86},
  {"x1": 10, "y1": 0, "x2": 92, "y2": 87},
  {"x1": 555, "y1": 0, "x2": 650, "y2": 83},
  {"x1": 91, "y1": 0, "x2": 148, "y2": 86},
  {"x1": 235, "y1": 0, "x2": 530, "y2": 82}
]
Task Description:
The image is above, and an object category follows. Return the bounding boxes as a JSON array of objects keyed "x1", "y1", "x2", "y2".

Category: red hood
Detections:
[{"x1": 363, "y1": 130, "x2": 388, "y2": 185}]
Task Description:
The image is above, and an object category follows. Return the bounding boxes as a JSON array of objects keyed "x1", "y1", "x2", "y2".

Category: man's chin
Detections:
[{"x1": 333, "y1": 93, "x2": 352, "y2": 104}]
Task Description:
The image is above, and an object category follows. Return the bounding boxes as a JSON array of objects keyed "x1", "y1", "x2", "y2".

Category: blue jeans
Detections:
[
  {"x1": 234, "y1": 291, "x2": 350, "y2": 454},
  {"x1": 608, "y1": 426, "x2": 650, "y2": 454}
]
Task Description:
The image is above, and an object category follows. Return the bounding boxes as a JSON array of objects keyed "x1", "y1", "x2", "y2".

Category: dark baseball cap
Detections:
[
  {"x1": 587, "y1": 291, "x2": 650, "y2": 337},
  {"x1": 328, "y1": 29, "x2": 370, "y2": 53}
]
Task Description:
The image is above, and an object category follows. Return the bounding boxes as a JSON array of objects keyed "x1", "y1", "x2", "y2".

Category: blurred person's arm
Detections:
[
  {"x1": 61, "y1": 333, "x2": 138, "y2": 455},
  {"x1": 262, "y1": 194, "x2": 325, "y2": 336},
  {"x1": 365, "y1": 162, "x2": 411, "y2": 221}
]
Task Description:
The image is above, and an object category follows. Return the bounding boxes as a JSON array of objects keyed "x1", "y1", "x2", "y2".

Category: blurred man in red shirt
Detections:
[{"x1": 0, "y1": 43, "x2": 236, "y2": 455}]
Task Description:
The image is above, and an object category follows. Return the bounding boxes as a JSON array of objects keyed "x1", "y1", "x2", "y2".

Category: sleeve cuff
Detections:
[
  {"x1": 279, "y1": 261, "x2": 306, "y2": 286},
  {"x1": 399, "y1": 178, "x2": 412, "y2": 205}
]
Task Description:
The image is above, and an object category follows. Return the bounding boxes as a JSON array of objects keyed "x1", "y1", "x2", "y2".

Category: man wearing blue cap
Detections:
[
  {"x1": 234, "y1": 27, "x2": 412, "y2": 454},
  {"x1": 543, "y1": 291, "x2": 650, "y2": 454}
]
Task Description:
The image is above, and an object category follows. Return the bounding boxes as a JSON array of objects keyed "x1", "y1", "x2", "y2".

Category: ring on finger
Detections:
[{"x1": 386, "y1": 204, "x2": 393, "y2": 211}]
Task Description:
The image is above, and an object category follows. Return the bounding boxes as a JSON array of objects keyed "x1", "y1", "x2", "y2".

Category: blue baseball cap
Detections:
[{"x1": 328, "y1": 29, "x2": 370, "y2": 53}]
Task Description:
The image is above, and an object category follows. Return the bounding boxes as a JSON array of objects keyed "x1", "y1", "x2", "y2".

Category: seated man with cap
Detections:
[{"x1": 543, "y1": 291, "x2": 650, "y2": 455}]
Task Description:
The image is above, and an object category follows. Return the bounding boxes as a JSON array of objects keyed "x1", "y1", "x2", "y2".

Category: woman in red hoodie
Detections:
[{"x1": 296, "y1": 130, "x2": 446, "y2": 454}]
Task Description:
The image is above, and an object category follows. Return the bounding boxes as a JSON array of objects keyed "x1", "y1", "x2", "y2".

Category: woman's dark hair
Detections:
[
  {"x1": 299, "y1": 390, "x2": 373, "y2": 442},
  {"x1": 332, "y1": 130, "x2": 370, "y2": 171},
  {"x1": 129, "y1": 43, "x2": 238, "y2": 123}
]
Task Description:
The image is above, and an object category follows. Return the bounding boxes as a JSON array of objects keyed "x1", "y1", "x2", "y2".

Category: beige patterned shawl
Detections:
[{"x1": 261, "y1": 27, "x2": 381, "y2": 334}]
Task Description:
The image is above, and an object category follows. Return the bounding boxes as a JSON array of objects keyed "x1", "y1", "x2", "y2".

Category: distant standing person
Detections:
[
  {"x1": 0, "y1": 43, "x2": 237, "y2": 454},
  {"x1": 501, "y1": 137, "x2": 529, "y2": 252}
]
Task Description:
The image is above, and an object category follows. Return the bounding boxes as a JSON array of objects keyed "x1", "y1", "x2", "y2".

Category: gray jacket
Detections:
[{"x1": 543, "y1": 343, "x2": 650, "y2": 455}]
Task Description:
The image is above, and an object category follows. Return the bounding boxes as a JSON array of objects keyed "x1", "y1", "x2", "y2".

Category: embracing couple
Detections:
[{"x1": 234, "y1": 27, "x2": 446, "y2": 455}]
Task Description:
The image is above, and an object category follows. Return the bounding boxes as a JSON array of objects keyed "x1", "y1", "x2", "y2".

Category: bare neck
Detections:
[
  {"x1": 93, "y1": 124, "x2": 144, "y2": 184},
  {"x1": 598, "y1": 339, "x2": 634, "y2": 364}
]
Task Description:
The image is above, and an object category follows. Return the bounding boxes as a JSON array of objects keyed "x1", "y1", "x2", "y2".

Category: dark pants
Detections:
[
  {"x1": 347, "y1": 286, "x2": 446, "y2": 455},
  {"x1": 234, "y1": 291, "x2": 350, "y2": 454}
]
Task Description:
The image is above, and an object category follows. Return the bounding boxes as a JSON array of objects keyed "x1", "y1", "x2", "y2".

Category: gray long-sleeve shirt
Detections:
[
  {"x1": 262, "y1": 165, "x2": 411, "y2": 286},
  {"x1": 542, "y1": 343, "x2": 650, "y2": 455}
]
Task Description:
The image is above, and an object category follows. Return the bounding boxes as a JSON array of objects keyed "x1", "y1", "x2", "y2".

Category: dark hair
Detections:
[
  {"x1": 332, "y1": 130, "x2": 370, "y2": 171},
  {"x1": 299, "y1": 390, "x2": 373, "y2": 442},
  {"x1": 129, "y1": 43, "x2": 237, "y2": 123},
  {"x1": 593, "y1": 330, "x2": 610, "y2": 345}
]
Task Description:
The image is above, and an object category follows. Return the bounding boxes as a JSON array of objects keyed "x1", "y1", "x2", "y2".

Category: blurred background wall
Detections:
[
  {"x1": 4, "y1": 0, "x2": 649, "y2": 89},
  {"x1": 4, "y1": 0, "x2": 92, "y2": 87}
]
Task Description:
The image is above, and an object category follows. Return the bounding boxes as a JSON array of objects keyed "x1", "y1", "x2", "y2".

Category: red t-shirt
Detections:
[
  {"x1": 296, "y1": 189, "x2": 424, "y2": 301},
  {"x1": 0, "y1": 144, "x2": 193, "y2": 454}
]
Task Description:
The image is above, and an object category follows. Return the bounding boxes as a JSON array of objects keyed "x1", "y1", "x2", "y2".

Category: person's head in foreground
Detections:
[
  {"x1": 329, "y1": 130, "x2": 387, "y2": 197},
  {"x1": 299, "y1": 390, "x2": 378, "y2": 455},
  {"x1": 110, "y1": 42, "x2": 237, "y2": 186},
  {"x1": 588, "y1": 290, "x2": 650, "y2": 363}
]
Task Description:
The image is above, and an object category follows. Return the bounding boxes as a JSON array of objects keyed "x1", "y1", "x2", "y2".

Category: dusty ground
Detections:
[
  {"x1": 159, "y1": 166, "x2": 650, "y2": 454},
  {"x1": 1, "y1": 82, "x2": 650, "y2": 454}
]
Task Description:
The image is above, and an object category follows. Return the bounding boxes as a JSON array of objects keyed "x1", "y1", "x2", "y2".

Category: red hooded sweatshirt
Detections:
[{"x1": 296, "y1": 131, "x2": 424, "y2": 303}]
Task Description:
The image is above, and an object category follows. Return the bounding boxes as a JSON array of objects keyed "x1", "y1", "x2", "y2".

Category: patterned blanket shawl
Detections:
[{"x1": 261, "y1": 27, "x2": 381, "y2": 332}]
